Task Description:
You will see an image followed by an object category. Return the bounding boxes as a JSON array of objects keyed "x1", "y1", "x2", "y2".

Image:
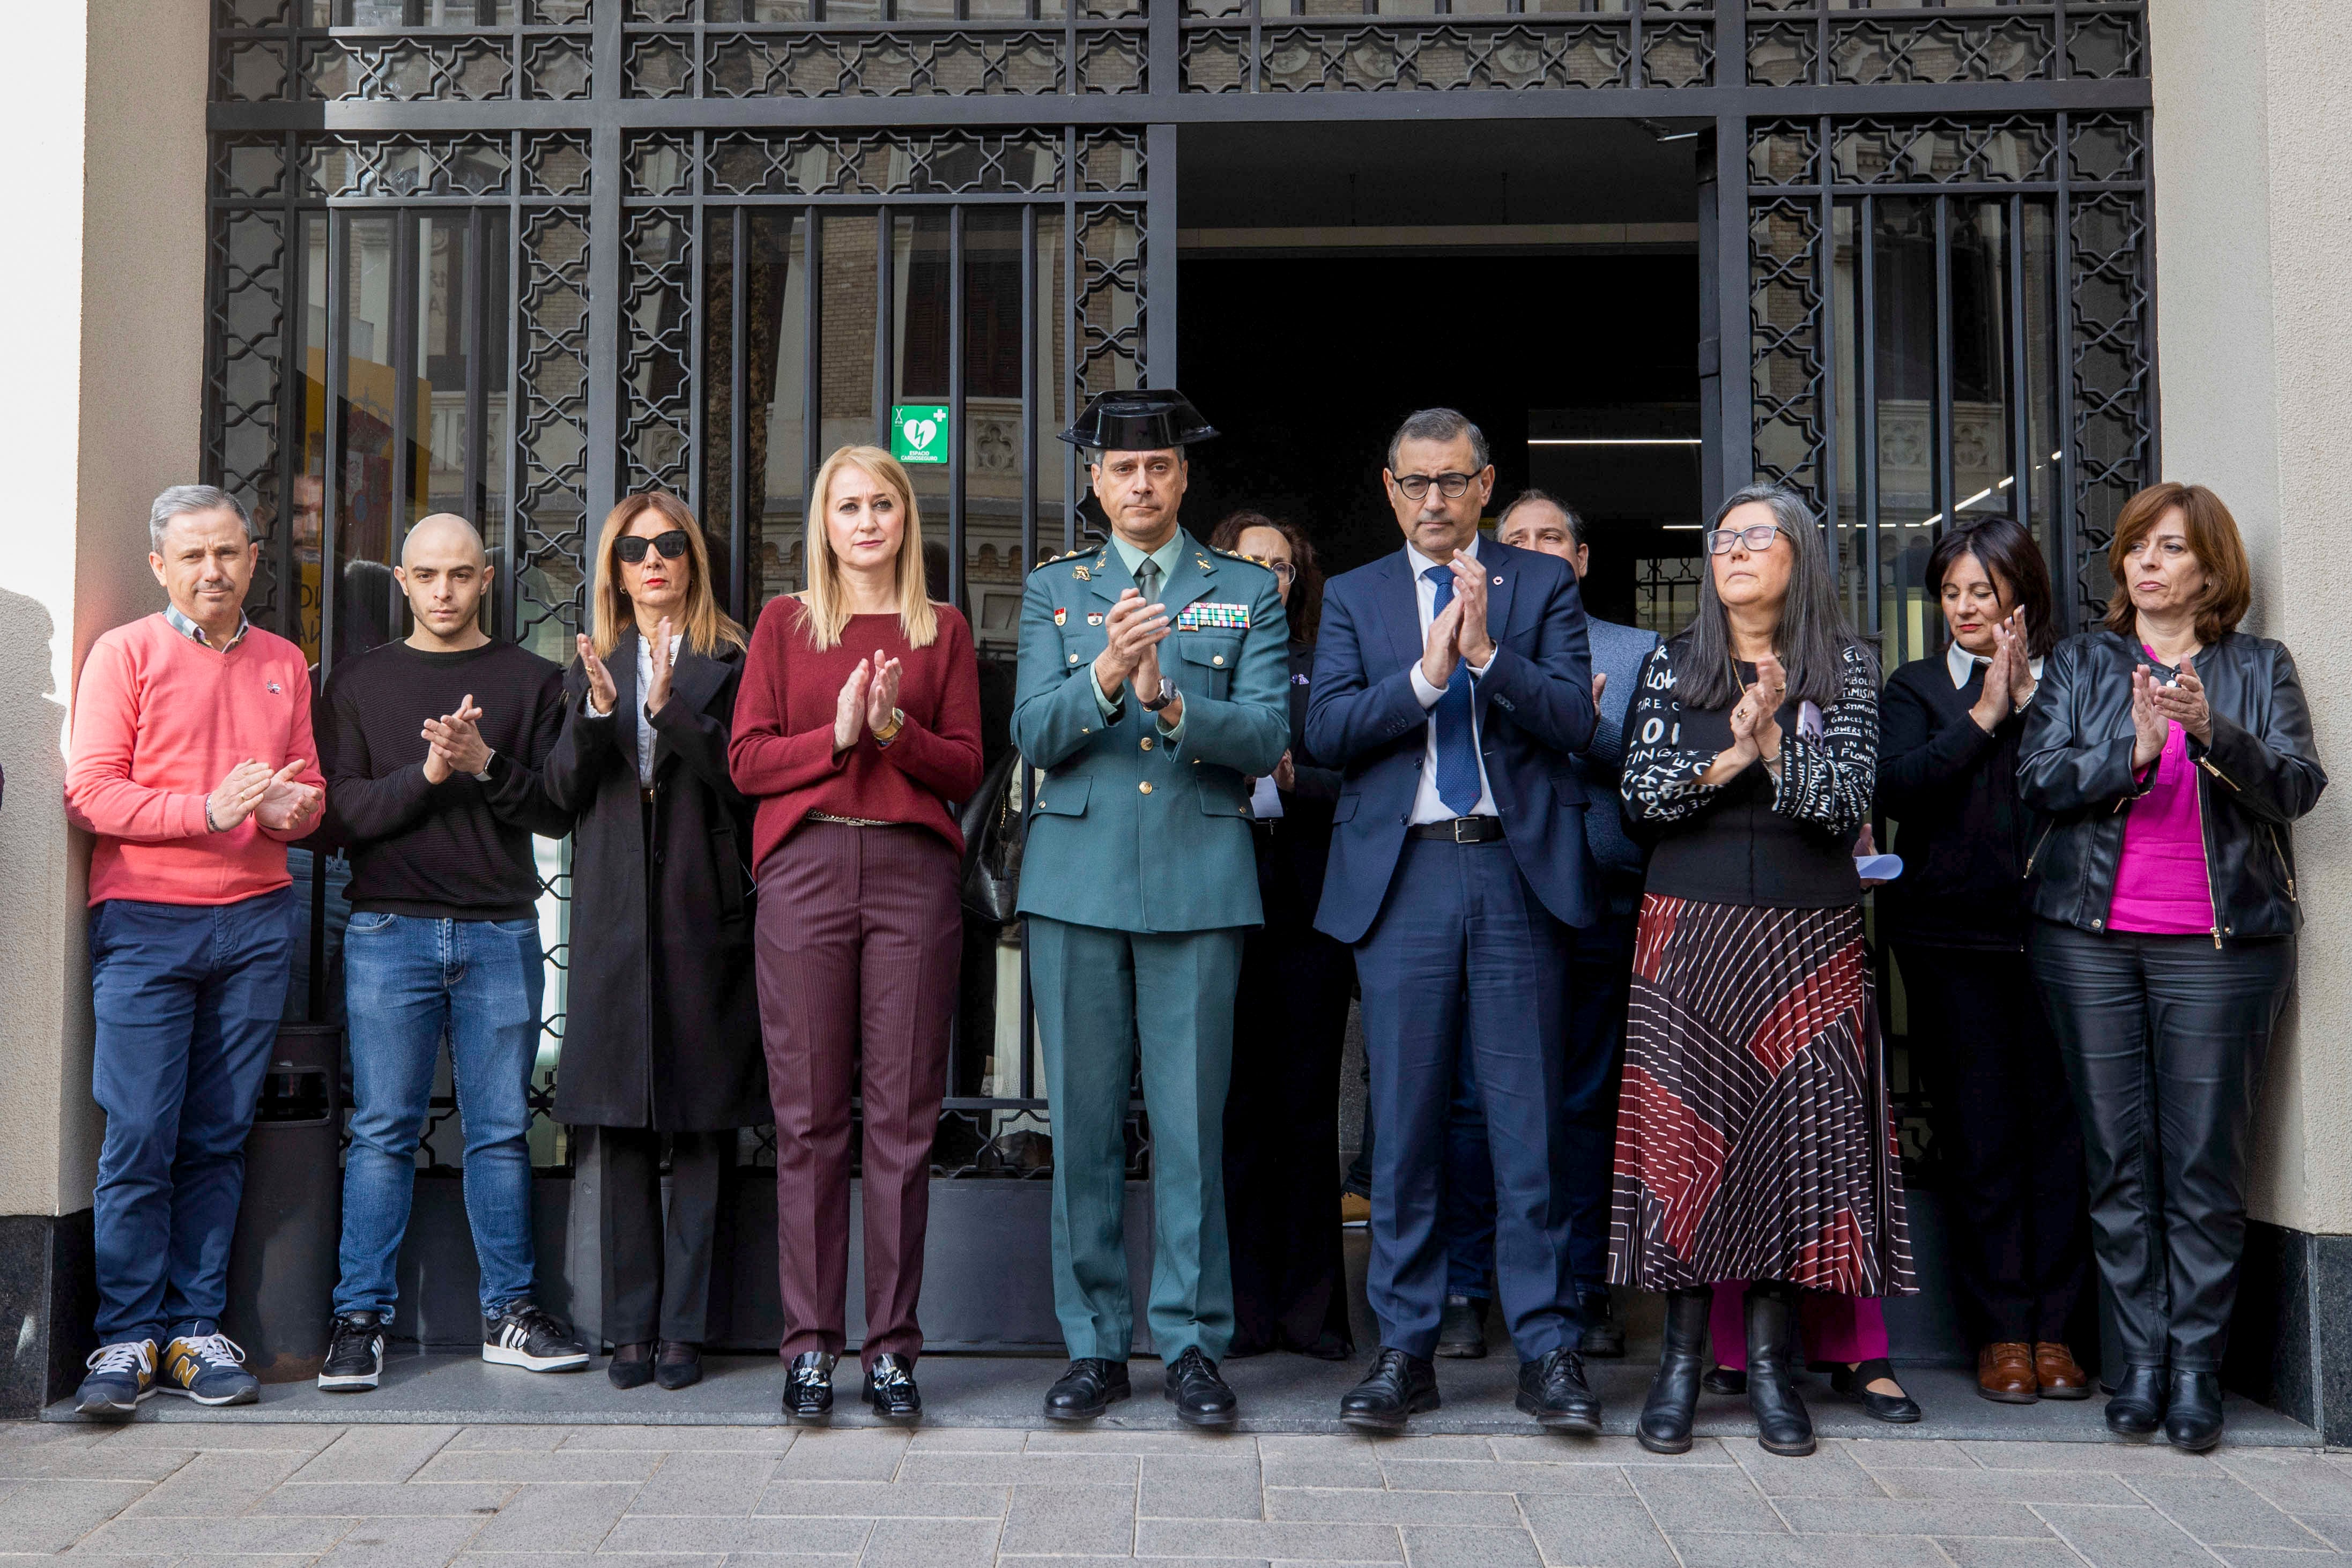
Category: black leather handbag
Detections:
[{"x1": 958, "y1": 747, "x2": 1028, "y2": 923}]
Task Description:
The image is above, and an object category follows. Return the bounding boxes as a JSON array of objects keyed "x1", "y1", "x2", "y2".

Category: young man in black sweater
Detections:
[{"x1": 316, "y1": 513, "x2": 587, "y2": 1391}]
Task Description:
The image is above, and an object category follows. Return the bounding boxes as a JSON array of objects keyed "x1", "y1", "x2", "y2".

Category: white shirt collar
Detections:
[
  {"x1": 1947, "y1": 641, "x2": 2044, "y2": 688},
  {"x1": 1405, "y1": 533, "x2": 1479, "y2": 583}
]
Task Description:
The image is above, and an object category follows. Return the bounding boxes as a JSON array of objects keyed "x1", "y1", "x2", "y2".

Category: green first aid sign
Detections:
[{"x1": 892, "y1": 405, "x2": 949, "y2": 465}]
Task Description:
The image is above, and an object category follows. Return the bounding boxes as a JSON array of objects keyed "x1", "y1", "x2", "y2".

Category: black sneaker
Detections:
[
  {"x1": 318, "y1": 1311, "x2": 386, "y2": 1393},
  {"x1": 481, "y1": 1302, "x2": 590, "y2": 1372}
]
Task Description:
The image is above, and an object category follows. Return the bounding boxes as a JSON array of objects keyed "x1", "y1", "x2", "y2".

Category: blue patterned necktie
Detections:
[{"x1": 1423, "y1": 564, "x2": 1482, "y2": 816}]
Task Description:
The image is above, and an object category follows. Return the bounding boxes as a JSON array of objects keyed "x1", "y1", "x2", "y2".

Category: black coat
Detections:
[
  {"x1": 543, "y1": 630, "x2": 767, "y2": 1131},
  {"x1": 1875, "y1": 655, "x2": 2038, "y2": 950},
  {"x1": 2017, "y1": 629, "x2": 2325, "y2": 941}
]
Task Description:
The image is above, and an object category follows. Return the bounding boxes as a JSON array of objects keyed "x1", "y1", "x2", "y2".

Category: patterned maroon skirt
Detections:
[{"x1": 1608, "y1": 894, "x2": 1916, "y2": 1297}]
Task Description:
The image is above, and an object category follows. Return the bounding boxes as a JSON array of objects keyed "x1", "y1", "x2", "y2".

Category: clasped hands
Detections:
[
  {"x1": 421, "y1": 694, "x2": 492, "y2": 784},
  {"x1": 1419, "y1": 553, "x2": 1498, "y2": 690},
  {"x1": 207, "y1": 757, "x2": 321, "y2": 834},
  {"x1": 1093, "y1": 589, "x2": 1183, "y2": 730},
  {"x1": 2130, "y1": 651, "x2": 2212, "y2": 770},
  {"x1": 833, "y1": 648, "x2": 906, "y2": 755},
  {"x1": 1968, "y1": 609, "x2": 2040, "y2": 733},
  {"x1": 1701, "y1": 652, "x2": 1787, "y2": 786}
]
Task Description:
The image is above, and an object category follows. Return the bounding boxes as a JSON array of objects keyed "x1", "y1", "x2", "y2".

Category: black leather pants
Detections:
[{"x1": 2027, "y1": 920, "x2": 2294, "y2": 1372}]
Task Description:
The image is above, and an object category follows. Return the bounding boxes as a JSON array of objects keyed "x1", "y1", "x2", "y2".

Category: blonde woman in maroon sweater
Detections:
[{"x1": 730, "y1": 445, "x2": 984, "y2": 1424}]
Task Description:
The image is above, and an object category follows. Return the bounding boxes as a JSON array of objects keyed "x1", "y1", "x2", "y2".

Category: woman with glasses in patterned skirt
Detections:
[
  {"x1": 1613, "y1": 482, "x2": 1915, "y2": 1458},
  {"x1": 545, "y1": 492, "x2": 764, "y2": 1394}
]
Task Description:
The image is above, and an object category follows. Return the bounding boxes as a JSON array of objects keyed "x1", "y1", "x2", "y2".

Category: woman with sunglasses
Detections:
[
  {"x1": 1613, "y1": 483, "x2": 1915, "y2": 1458},
  {"x1": 545, "y1": 492, "x2": 761, "y2": 1393}
]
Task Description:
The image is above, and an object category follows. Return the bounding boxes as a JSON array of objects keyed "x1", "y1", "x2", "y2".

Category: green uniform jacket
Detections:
[{"x1": 1012, "y1": 529, "x2": 1290, "y2": 933}]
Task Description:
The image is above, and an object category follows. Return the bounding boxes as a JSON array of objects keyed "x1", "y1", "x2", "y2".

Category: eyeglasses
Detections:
[
  {"x1": 1704, "y1": 523, "x2": 1786, "y2": 556},
  {"x1": 1392, "y1": 471, "x2": 1480, "y2": 501},
  {"x1": 1267, "y1": 561, "x2": 1297, "y2": 582},
  {"x1": 615, "y1": 529, "x2": 689, "y2": 564}
]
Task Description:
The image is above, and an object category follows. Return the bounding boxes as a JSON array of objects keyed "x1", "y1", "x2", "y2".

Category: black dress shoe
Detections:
[
  {"x1": 1341, "y1": 1347, "x2": 1440, "y2": 1431},
  {"x1": 864, "y1": 1353, "x2": 923, "y2": 1422},
  {"x1": 655, "y1": 1340, "x2": 702, "y2": 1391},
  {"x1": 1577, "y1": 1288, "x2": 1626, "y2": 1359},
  {"x1": 2164, "y1": 1368, "x2": 2223, "y2": 1452},
  {"x1": 1745, "y1": 1284, "x2": 1815, "y2": 1457},
  {"x1": 2104, "y1": 1363, "x2": 2166, "y2": 1437},
  {"x1": 1163, "y1": 1347, "x2": 1238, "y2": 1428},
  {"x1": 784, "y1": 1350, "x2": 836, "y2": 1421},
  {"x1": 607, "y1": 1341, "x2": 654, "y2": 1391},
  {"x1": 1517, "y1": 1347, "x2": 1602, "y2": 1435},
  {"x1": 1638, "y1": 1288, "x2": 1711, "y2": 1455},
  {"x1": 1703, "y1": 1365, "x2": 1747, "y2": 1395},
  {"x1": 1435, "y1": 1295, "x2": 1489, "y2": 1359},
  {"x1": 1043, "y1": 1358, "x2": 1131, "y2": 1421},
  {"x1": 1829, "y1": 1358, "x2": 1921, "y2": 1423}
]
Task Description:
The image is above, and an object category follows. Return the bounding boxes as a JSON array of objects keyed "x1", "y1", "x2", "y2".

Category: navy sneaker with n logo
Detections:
[
  {"x1": 481, "y1": 1302, "x2": 590, "y2": 1372},
  {"x1": 160, "y1": 1333, "x2": 259, "y2": 1406}
]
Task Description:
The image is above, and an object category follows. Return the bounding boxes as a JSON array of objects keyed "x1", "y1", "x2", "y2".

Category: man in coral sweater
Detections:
[{"x1": 64, "y1": 485, "x2": 326, "y2": 1418}]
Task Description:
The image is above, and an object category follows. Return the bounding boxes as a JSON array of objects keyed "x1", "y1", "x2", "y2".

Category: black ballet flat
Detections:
[{"x1": 1831, "y1": 1358, "x2": 1922, "y2": 1423}]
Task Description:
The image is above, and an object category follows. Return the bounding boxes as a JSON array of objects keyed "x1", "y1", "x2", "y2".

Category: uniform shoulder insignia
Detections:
[
  {"x1": 1033, "y1": 547, "x2": 1087, "y2": 570},
  {"x1": 1211, "y1": 546, "x2": 1274, "y2": 569}
]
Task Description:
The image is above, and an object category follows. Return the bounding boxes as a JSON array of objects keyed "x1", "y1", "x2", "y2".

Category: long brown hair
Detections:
[
  {"x1": 1208, "y1": 509, "x2": 1322, "y2": 642},
  {"x1": 2103, "y1": 482, "x2": 2252, "y2": 645},
  {"x1": 799, "y1": 445, "x2": 939, "y2": 652},
  {"x1": 1926, "y1": 516, "x2": 2058, "y2": 658},
  {"x1": 589, "y1": 492, "x2": 747, "y2": 659}
]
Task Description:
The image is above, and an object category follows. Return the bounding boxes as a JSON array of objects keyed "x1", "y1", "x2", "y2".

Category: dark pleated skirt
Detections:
[{"x1": 1607, "y1": 894, "x2": 1916, "y2": 1297}]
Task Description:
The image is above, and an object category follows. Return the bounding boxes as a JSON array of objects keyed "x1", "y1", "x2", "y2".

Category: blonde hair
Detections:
[
  {"x1": 589, "y1": 492, "x2": 747, "y2": 659},
  {"x1": 799, "y1": 445, "x2": 939, "y2": 652}
]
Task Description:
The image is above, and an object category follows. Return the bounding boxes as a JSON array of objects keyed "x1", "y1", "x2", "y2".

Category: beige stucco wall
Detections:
[
  {"x1": 0, "y1": 1, "x2": 209, "y2": 1219},
  {"x1": 2153, "y1": 0, "x2": 2352, "y2": 1235}
]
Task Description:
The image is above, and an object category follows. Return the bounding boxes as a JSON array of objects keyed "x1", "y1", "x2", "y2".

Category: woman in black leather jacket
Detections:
[{"x1": 2019, "y1": 481, "x2": 2324, "y2": 1452}]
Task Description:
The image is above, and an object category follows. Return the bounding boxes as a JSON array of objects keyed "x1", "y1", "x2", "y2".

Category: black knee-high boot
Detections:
[
  {"x1": 1745, "y1": 1282, "x2": 1815, "y2": 1457},
  {"x1": 1637, "y1": 1287, "x2": 1712, "y2": 1454}
]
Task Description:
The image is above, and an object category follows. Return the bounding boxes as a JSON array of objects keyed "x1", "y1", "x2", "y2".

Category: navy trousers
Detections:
[
  {"x1": 89, "y1": 889, "x2": 295, "y2": 1347},
  {"x1": 1355, "y1": 836, "x2": 1578, "y2": 1361}
]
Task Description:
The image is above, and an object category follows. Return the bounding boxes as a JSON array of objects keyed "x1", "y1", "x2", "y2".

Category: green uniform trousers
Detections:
[{"x1": 1027, "y1": 915, "x2": 1245, "y2": 1363}]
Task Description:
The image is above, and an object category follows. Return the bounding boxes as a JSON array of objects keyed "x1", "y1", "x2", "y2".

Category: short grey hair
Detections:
[
  {"x1": 1386, "y1": 408, "x2": 1490, "y2": 475},
  {"x1": 149, "y1": 485, "x2": 257, "y2": 553},
  {"x1": 1499, "y1": 487, "x2": 1586, "y2": 548}
]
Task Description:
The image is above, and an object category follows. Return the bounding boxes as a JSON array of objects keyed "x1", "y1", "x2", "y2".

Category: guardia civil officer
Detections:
[{"x1": 1012, "y1": 390, "x2": 1290, "y2": 1427}]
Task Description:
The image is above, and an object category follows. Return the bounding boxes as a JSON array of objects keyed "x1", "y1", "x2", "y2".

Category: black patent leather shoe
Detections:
[
  {"x1": 1340, "y1": 1347, "x2": 1440, "y2": 1431},
  {"x1": 1043, "y1": 1358, "x2": 1131, "y2": 1422},
  {"x1": 2164, "y1": 1368, "x2": 2223, "y2": 1452},
  {"x1": 1163, "y1": 1347, "x2": 1238, "y2": 1428},
  {"x1": 864, "y1": 1353, "x2": 922, "y2": 1422},
  {"x1": 1517, "y1": 1348, "x2": 1602, "y2": 1435},
  {"x1": 1829, "y1": 1358, "x2": 1921, "y2": 1423},
  {"x1": 783, "y1": 1350, "x2": 836, "y2": 1421},
  {"x1": 655, "y1": 1340, "x2": 702, "y2": 1391},
  {"x1": 2104, "y1": 1363, "x2": 2166, "y2": 1437}
]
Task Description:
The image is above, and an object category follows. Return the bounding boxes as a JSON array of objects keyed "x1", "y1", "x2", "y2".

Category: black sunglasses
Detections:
[{"x1": 614, "y1": 529, "x2": 689, "y2": 564}]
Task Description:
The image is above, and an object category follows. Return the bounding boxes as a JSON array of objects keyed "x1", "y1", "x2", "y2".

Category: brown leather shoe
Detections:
[
  {"x1": 2034, "y1": 1342, "x2": 2092, "y2": 1400},
  {"x1": 1977, "y1": 1342, "x2": 2038, "y2": 1404}
]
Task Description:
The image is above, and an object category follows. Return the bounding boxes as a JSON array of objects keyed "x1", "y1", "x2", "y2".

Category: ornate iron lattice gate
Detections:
[{"x1": 204, "y1": 0, "x2": 2152, "y2": 1346}]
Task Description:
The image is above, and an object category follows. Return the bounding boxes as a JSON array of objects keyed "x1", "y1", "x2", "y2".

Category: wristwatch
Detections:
[
  {"x1": 1139, "y1": 676, "x2": 1177, "y2": 712},
  {"x1": 471, "y1": 748, "x2": 495, "y2": 783}
]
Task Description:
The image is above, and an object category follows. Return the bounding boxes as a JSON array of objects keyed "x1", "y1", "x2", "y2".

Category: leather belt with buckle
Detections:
[{"x1": 1408, "y1": 815, "x2": 1505, "y2": 843}]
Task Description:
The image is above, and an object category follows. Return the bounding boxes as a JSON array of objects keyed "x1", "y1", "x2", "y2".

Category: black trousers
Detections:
[
  {"x1": 2027, "y1": 920, "x2": 2295, "y2": 1372},
  {"x1": 600, "y1": 1126, "x2": 733, "y2": 1345},
  {"x1": 1223, "y1": 893, "x2": 1356, "y2": 1359},
  {"x1": 1896, "y1": 944, "x2": 2091, "y2": 1348}
]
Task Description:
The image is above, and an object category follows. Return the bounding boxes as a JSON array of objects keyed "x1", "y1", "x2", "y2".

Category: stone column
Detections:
[
  {"x1": 2151, "y1": 0, "x2": 2352, "y2": 1440},
  {"x1": 0, "y1": 0, "x2": 210, "y2": 1413}
]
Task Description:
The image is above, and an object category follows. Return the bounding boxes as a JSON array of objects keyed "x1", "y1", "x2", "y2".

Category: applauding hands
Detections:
[
  {"x1": 209, "y1": 757, "x2": 321, "y2": 834},
  {"x1": 2131, "y1": 651, "x2": 2212, "y2": 770},
  {"x1": 1698, "y1": 652, "x2": 1786, "y2": 787},
  {"x1": 422, "y1": 694, "x2": 491, "y2": 783},
  {"x1": 833, "y1": 650, "x2": 908, "y2": 755},
  {"x1": 1968, "y1": 609, "x2": 2039, "y2": 733},
  {"x1": 1419, "y1": 553, "x2": 1498, "y2": 689}
]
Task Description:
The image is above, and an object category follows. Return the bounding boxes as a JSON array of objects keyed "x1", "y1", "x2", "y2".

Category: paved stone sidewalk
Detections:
[{"x1": 0, "y1": 1418, "x2": 2346, "y2": 1568}]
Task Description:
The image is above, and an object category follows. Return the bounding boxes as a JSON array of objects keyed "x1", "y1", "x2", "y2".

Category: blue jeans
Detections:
[
  {"x1": 335, "y1": 912, "x2": 545, "y2": 1321},
  {"x1": 90, "y1": 889, "x2": 296, "y2": 1346}
]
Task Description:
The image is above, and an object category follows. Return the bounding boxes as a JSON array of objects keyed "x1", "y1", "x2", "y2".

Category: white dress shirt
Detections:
[
  {"x1": 1403, "y1": 537, "x2": 1499, "y2": 823},
  {"x1": 635, "y1": 632, "x2": 681, "y2": 787},
  {"x1": 1946, "y1": 640, "x2": 2044, "y2": 694}
]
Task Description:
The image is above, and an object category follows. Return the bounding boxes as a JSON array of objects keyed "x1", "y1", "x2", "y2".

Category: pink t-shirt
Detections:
[{"x1": 2105, "y1": 653, "x2": 2215, "y2": 936}]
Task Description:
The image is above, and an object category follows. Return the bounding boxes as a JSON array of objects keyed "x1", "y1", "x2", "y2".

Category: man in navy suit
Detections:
[{"x1": 1307, "y1": 408, "x2": 1600, "y2": 1432}]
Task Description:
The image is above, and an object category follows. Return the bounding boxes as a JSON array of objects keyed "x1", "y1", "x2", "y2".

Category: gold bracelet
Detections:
[{"x1": 874, "y1": 708, "x2": 906, "y2": 746}]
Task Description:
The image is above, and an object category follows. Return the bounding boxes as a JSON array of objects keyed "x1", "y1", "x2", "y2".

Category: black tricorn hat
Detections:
[{"x1": 1058, "y1": 388, "x2": 1219, "y2": 453}]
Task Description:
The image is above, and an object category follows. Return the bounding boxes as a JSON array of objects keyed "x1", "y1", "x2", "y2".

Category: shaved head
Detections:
[{"x1": 403, "y1": 512, "x2": 487, "y2": 568}]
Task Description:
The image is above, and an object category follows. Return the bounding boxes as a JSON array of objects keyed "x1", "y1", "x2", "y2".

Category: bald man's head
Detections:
[{"x1": 396, "y1": 513, "x2": 494, "y2": 651}]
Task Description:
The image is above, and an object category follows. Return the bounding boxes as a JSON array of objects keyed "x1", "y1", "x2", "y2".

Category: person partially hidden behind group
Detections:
[
  {"x1": 2020, "y1": 482, "x2": 2324, "y2": 1451},
  {"x1": 731, "y1": 446, "x2": 984, "y2": 1423},
  {"x1": 1614, "y1": 482, "x2": 1916, "y2": 1459},
  {"x1": 1208, "y1": 510, "x2": 1356, "y2": 1363},
  {"x1": 545, "y1": 492, "x2": 766, "y2": 1393},
  {"x1": 1876, "y1": 516, "x2": 2093, "y2": 1407}
]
